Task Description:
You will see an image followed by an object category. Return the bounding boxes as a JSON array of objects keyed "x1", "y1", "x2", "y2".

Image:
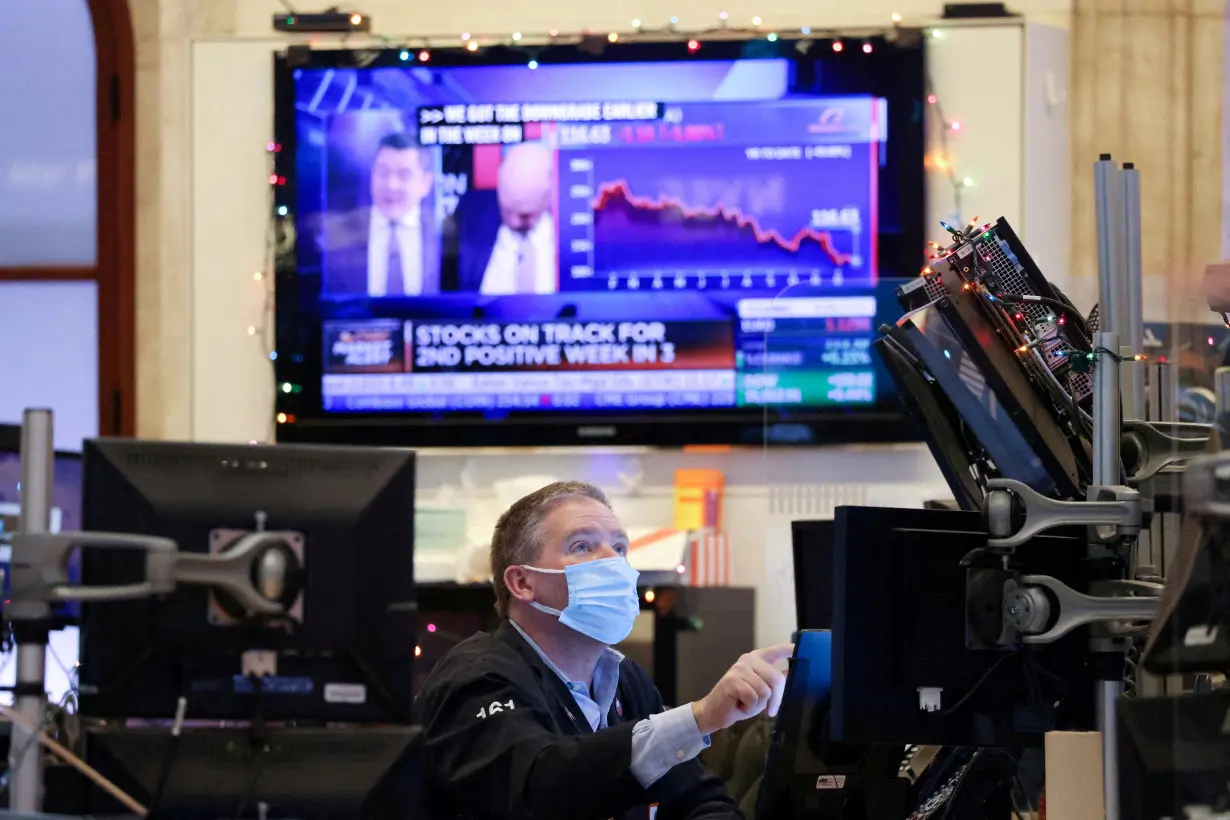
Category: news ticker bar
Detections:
[
  {"x1": 324, "y1": 390, "x2": 740, "y2": 412},
  {"x1": 419, "y1": 101, "x2": 663, "y2": 127},
  {"x1": 325, "y1": 393, "x2": 740, "y2": 412},
  {"x1": 324, "y1": 368, "x2": 735, "y2": 397},
  {"x1": 321, "y1": 367, "x2": 877, "y2": 411}
]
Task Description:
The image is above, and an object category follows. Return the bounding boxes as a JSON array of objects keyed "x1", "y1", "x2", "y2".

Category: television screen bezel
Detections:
[{"x1": 272, "y1": 35, "x2": 926, "y2": 447}]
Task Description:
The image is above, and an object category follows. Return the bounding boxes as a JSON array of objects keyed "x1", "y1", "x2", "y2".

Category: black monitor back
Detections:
[
  {"x1": 792, "y1": 521, "x2": 836, "y2": 631},
  {"x1": 875, "y1": 333, "x2": 984, "y2": 511},
  {"x1": 1118, "y1": 690, "x2": 1230, "y2": 820},
  {"x1": 757, "y1": 630, "x2": 907, "y2": 820},
  {"x1": 79, "y1": 440, "x2": 417, "y2": 723},
  {"x1": 1144, "y1": 508, "x2": 1230, "y2": 675},
  {"x1": 86, "y1": 725, "x2": 421, "y2": 819},
  {"x1": 831, "y1": 505, "x2": 1096, "y2": 747}
]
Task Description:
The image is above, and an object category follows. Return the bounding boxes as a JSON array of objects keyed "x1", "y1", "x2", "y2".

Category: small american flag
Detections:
[{"x1": 681, "y1": 531, "x2": 732, "y2": 586}]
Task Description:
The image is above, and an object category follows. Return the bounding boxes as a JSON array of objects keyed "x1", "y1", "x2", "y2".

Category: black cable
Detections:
[
  {"x1": 940, "y1": 749, "x2": 983, "y2": 820},
  {"x1": 232, "y1": 676, "x2": 269, "y2": 820},
  {"x1": 1064, "y1": 373, "x2": 1087, "y2": 431},
  {"x1": 935, "y1": 654, "x2": 1011, "y2": 717},
  {"x1": 232, "y1": 753, "x2": 268, "y2": 820},
  {"x1": 1026, "y1": 657, "x2": 1070, "y2": 702},
  {"x1": 1063, "y1": 372, "x2": 1093, "y2": 481},
  {"x1": 148, "y1": 738, "x2": 181, "y2": 817},
  {"x1": 1046, "y1": 281, "x2": 1092, "y2": 339},
  {"x1": 1088, "y1": 346, "x2": 1138, "y2": 364},
  {"x1": 147, "y1": 660, "x2": 192, "y2": 816},
  {"x1": 914, "y1": 747, "x2": 965, "y2": 813},
  {"x1": 991, "y1": 291, "x2": 1075, "y2": 317},
  {"x1": 909, "y1": 748, "x2": 970, "y2": 819},
  {"x1": 147, "y1": 696, "x2": 187, "y2": 817},
  {"x1": 1022, "y1": 655, "x2": 1047, "y2": 726}
]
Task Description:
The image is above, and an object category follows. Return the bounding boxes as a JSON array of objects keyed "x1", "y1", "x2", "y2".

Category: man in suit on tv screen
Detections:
[
  {"x1": 460, "y1": 141, "x2": 558, "y2": 296},
  {"x1": 322, "y1": 132, "x2": 442, "y2": 298}
]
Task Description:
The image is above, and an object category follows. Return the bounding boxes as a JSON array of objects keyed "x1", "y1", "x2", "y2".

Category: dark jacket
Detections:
[
  {"x1": 320, "y1": 206, "x2": 442, "y2": 297},
  {"x1": 454, "y1": 189, "x2": 501, "y2": 292},
  {"x1": 416, "y1": 620, "x2": 742, "y2": 820}
]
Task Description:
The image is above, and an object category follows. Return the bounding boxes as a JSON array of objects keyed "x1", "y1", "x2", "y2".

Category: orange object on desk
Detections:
[{"x1": 674, "y1": 469, "x2": 724, "y2": 531}]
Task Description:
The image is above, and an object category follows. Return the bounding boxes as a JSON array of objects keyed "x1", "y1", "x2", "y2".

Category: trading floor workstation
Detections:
[
  {"x1": 1, "y1": 17, "x2": 1226, "y2": 817},
  {"x1": 1, "y1": 155, "x2": 1225, "y2": 820}
]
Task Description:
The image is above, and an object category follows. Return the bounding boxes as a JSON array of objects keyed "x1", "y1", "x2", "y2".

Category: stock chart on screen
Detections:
[{"x1": 556, "y1": 99, "x2": 881, "y2": 292}]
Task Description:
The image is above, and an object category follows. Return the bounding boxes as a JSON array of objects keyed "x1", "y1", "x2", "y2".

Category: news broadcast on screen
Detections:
[{"x1": 282, "y1": 48, "x2": 923, "y2": 438}]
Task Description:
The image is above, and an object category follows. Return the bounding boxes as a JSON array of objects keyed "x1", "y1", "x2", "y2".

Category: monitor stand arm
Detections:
[
  {"x1": 4, "y1": 408, "x2": 291, "y2": 816},
  {"x1": 1120, "y1": 419, "x2": 1211, "y2": 483},
  {"x1": 976, "y1": 475, "x2": 1156, "y2": 820},
  {"x1": 983, "y1": 478, "x2": 1142, "y2": 552},
  {"x1": 1002, "y1": 575, "x2": 1161, "y2": 645}
]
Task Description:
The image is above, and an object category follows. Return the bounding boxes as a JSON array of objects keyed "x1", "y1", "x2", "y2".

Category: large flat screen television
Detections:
[{"x1": 273, "y1": 35, "x2": 926, "y2": 446}]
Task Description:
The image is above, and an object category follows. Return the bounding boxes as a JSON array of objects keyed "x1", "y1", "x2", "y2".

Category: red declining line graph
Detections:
[{"x1": 592, "y1": 179, "x2": 854, "y2": 265}]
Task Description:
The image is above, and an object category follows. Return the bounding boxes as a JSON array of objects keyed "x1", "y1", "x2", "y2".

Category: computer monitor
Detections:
[
  {"x1": 86, "y1": 723, "x2": 422, "y2": 819},
  {"x1": 0, "y1": 422, "x2": 83, "y2": 706},
  {"x1": 756, "y1": 630, "x2": 908, "y2": 820},
  {"x1": 883, "y1": 301, "x2": 1084, "y2": 502},
  {"x1": 1118, "y1": 689, "x2": 1230, "y2": 820},
  {"x1": 830, "y1": 505, "x2": 1097, "y2": 747},
  {"x1": 791, "y1": 521, "x2": 836, "y2": 631},
  {"x1": 875, "y1": 333, "x2": 985, "y2": 511},
  {"x1": 78, "y1": 439, "x2": 417, "y2": 723},
  {"x1": 1143, "y1": 449, "x2": 1230, "y2": 675}
]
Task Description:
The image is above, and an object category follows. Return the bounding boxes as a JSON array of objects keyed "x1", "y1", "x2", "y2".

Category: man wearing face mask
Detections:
[{"x1": 416, "y1": 481, "x2": 793, "y2": 820}]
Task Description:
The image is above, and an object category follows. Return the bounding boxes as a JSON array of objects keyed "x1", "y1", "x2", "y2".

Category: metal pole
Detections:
[
  {"x1": 1139, "y1": 360, "x2": 1178, "y2": 699},
  {"x1": 1098, "y1": 678, "x2": 1124, "y2": 820},
  {"x1": 1093, "y1": 320, "x2": 1124, "y2": 820},
  {"x1": 1094, "y1": 155, "x2": 1125, "y2": 340},
  {"x1": 10, "y1": 409, "x2": 53, "y2": 814},
  {"x1": 1122, "y1": 164, "x2": 1145, "y2": 419},
  {"x1": 1092, "y1": 162, "x2": 1123, "y2": 820},
  {"x1": 1092, "y1": 331, "x2": 1121, "y2": 488}
]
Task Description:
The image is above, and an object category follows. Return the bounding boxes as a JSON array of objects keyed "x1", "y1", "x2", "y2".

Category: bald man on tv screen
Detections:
[{"x1": 476, "y1": 141, "x2": 558, "y2": 295}]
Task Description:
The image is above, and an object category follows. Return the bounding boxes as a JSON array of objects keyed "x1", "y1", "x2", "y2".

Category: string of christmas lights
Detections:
[
  {"x1": 923, "y1": 58, "x2": 974, "y2": 224},
  {"x1": 262, "y1": 12, "x2": 974, "y2": 423},
  {"x1": 316, "y1": 9, "x2": 977, "y2": 74},
  {"x1": 331, "y1": 10, "x2": 921, "y2": 55},
  {"x1": 252, "y1": 141, "x2": 281, "y2": 443}
]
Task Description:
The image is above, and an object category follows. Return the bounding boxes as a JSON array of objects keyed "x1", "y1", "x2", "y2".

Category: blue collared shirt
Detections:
[{"x1": 510, "y1": 620, "x2": 709, "y2": 787}]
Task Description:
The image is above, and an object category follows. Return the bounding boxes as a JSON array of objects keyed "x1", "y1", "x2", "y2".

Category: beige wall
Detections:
[
  {"x1": 128, "y1": 0, "x2": 1225, "y2": 438},
  {"x1": 1070, "y1": 0, "x2": 1224, "y2": 322}
]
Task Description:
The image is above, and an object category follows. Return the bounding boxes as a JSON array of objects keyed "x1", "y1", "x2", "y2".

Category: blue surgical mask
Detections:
[{"x1": 522, "y1": 557, "x2": 641, "y2": 646}]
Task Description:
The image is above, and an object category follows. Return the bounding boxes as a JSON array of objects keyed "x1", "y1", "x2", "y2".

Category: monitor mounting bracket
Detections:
[
  {"x1": 983, "y1": 477, "x2": 1141, "y2": 551},
  {"x1": 4, "y1": 409, "x2": 292, "y2": 816},
  {"x1": 1001, "y1": 574, "x2": 1161, "y2": 645}
]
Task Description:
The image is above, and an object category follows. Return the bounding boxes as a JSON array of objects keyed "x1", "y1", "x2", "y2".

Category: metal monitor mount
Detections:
[
  {"x1": 980, "y1": 477, "x2": 1161, "y2": 642},
  {"x1": 966, "y1": 158, "x2": 1191, "y2": 820},
  {"x1": 4, "y1": 409, "x2": 296, "y2": 817}
]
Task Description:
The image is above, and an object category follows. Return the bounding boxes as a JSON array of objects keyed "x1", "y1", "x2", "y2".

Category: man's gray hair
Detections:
[{"x1": 490, "y1": 481, "x2": 611, "y2": 617}]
